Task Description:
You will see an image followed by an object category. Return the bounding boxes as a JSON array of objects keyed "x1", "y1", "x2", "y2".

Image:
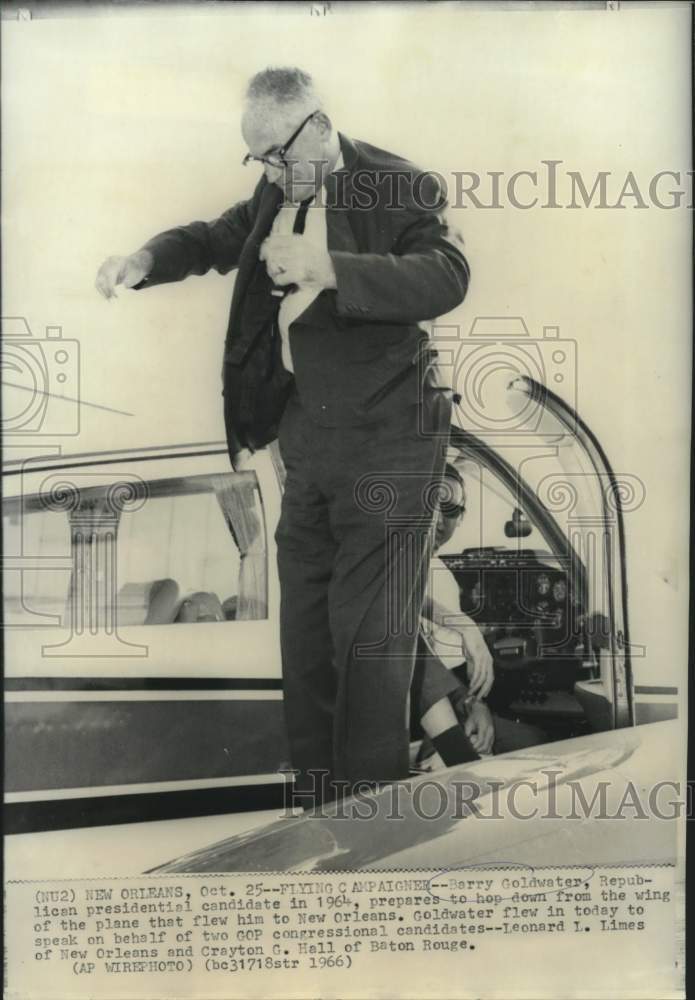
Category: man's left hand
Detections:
[
  {"x1": 464, "y1": 701, "x2": 495, "y2": 755},
  {"x1": 260, "y1": 235, "x2": 337, "y2": 289}
]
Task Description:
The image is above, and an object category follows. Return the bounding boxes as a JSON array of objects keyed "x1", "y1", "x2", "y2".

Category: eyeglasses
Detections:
[
  {"x1": 242, "y1": 110, "x2": 319, "y2": 169},
  {"x1": 439, "y1": 501, "x2": 466, "y2": 519}
]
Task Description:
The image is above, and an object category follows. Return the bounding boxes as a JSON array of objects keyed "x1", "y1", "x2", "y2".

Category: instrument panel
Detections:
[
  {"x1": 442, "y1": 547, "x2": 580, "y2": 640},
  {"x1": 441, "y1": 547, "x2": 591, "y2": 724}
]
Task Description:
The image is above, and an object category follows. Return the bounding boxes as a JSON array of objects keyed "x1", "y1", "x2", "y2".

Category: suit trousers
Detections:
[{"x1": 275, "y1": 382, "x2": 451, "y2": 803}]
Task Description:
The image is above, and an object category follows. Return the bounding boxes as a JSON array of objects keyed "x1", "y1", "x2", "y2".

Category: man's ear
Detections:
[{"x1": 313, "y1": 111, "x2": 332, "y2": 135}]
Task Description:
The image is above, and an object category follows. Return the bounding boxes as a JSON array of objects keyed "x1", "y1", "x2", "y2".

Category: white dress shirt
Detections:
[
  {"x1": 270, "y1": 152, "x2": 344, "y2": 372},
  {"x1": 423, "y1": 555, "x2": 467, "y2": 669}
]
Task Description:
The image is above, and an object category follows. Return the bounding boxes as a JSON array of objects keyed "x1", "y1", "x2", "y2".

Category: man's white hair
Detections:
[{"x1": 244, "y1": 66, "x2": 324, "y2": 124}]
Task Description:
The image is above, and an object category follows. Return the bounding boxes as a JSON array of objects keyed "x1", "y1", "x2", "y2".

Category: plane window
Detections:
[
  {"x1": 2, "y1": 502, "x2": 72, "y2": 628},
  {"x1": 2, "y1": 470, "x2": 268, "y2": 629},
  {"x1": 437, "y1": 458, "x2": 545, "y2": 555}
]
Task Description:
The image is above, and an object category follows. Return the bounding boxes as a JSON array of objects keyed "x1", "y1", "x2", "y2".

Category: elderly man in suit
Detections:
[{"x1": 96, "y1": 67, "x2": 470, "y2": 805}]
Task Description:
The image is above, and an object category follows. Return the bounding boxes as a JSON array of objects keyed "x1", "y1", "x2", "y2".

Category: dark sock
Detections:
[{"x1": 432, "y1": 725, "x2": 480, "y2": 766}]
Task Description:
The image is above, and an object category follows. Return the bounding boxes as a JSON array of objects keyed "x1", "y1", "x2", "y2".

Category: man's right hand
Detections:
[{"x1": 95, "y1": 250, "x2": 153, "y2": 300}]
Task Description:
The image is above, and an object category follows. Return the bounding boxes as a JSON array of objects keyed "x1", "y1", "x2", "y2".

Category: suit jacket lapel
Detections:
[
  {"x1": 325, "y1": 139, "x2": 359, "y2": 254},
  {"x1": 229, "y1": 181, "x2": 282, "y2": 327}
]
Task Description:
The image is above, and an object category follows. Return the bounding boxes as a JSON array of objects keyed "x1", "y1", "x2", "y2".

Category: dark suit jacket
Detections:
[{"x1": 136, "y1": 133, "x2": 470, "y2": 448}]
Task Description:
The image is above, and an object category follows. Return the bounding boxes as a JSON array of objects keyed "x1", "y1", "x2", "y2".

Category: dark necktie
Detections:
[{"x1": 293, "y1": 195, "x2": 313, "y2": 234}]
